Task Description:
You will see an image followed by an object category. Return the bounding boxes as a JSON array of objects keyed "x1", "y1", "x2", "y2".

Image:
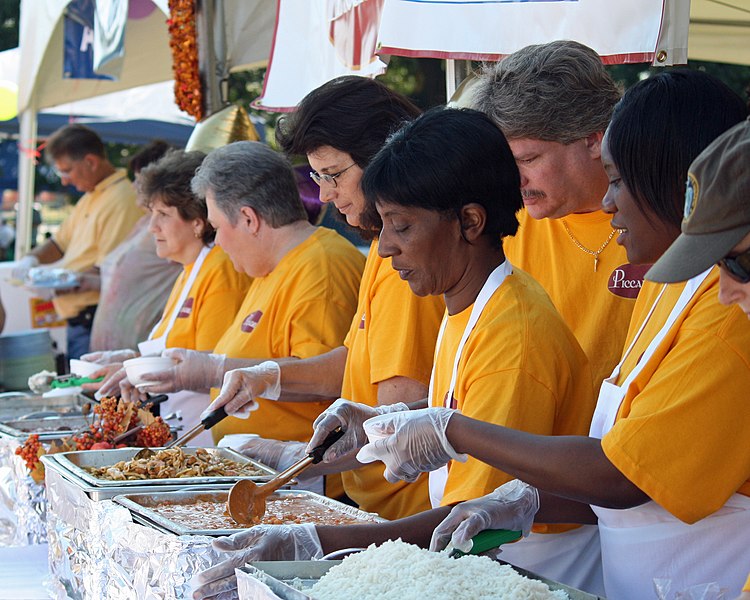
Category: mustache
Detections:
[{"x1": 521, "y1": 190, "x2": 545, "y2": 199}]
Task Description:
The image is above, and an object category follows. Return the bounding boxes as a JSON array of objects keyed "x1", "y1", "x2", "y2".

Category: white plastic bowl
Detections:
[
  {"x1": 69, "y1": 358, "x2": 104, "y2": 378},
  {"x1": 123, "y1": 356, "x2": 175, "y2": 389}
]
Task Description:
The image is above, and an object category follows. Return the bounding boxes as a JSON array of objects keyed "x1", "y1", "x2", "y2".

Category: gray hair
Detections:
[
  {"x1": 191, "y1": 141, "x2": 306, "y2": 227},
  {"x1": 472, "y1": 40, "x2": 622, "y2": 144}
]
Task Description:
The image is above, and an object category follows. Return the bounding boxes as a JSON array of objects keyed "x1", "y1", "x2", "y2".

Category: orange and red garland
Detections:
[{"x1": 167, "y1": 0, "x2": 203, "y2": 121}]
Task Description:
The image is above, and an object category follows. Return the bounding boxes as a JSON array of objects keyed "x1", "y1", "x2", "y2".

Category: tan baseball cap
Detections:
[{"x1": 647, "y1": 117, "x2": 750, "y2": 283}]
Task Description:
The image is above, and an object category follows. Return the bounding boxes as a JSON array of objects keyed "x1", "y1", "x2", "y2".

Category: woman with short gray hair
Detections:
[{"x1": 136, "y1": 141, "x2": 366, "y2": 454}]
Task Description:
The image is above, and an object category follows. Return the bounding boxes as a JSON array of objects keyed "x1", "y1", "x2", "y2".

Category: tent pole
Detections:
[{"x1": 15, "y1": 105, "x2": 37, "y2": 258}]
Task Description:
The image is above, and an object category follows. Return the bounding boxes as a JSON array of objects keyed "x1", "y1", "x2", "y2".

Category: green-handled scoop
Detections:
[{"x1": 449, "y1": 529, "x2": 523, "y2": 558}]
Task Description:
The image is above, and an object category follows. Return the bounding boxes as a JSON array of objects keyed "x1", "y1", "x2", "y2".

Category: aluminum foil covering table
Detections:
[
  {"x1": 0, "y1": 436, "x2": 47, "y2": 546},
  {"x1": 44, "y1": 466, "x2": 234, "y2": 600}
]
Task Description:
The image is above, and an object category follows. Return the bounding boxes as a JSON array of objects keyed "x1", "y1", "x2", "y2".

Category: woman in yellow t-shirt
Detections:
[
  {"x1": 133, "y1": 142, "x2": 365, "y2": 458},
  {"x1": 195, "y1": 77, "x2": 445, "y2": 520},
  {"x1": 192, "y1": 107, "x2": 602, "y2": 600},
  {"x1": 325, "y1": 73, "x2": 750, "y2": 600},
  {"x1": 80, "y1": 151, "x2": 250, "y2": 444}
]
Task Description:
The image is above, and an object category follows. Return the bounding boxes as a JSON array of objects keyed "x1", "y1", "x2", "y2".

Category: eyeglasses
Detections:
[
  {"x1": 718, "y1": 247, "x2": 750, "y2": 284},
  {"x1": 309, "y1": 163, "x2": 356, "y2": 188}
]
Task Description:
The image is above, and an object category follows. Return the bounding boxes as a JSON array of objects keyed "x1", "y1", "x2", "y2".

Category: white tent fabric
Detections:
[
  {"x1": 377, "y1": 0, "x2": 689, "y2": 65},
  {"x1": 18, "y1": 0, "x2": 173, "y2": 114},
  {"x1": 0, "y1": 48, "x2": 193, "y2": 127}
]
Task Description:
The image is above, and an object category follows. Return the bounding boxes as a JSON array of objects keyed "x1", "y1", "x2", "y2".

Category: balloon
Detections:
[
  {"x1": 0, "y1": 80, "x2": 18, "y2": 122},
  {"x1": 447, "y1": 73, "x2": 480, "y2": 109},
  {"x1": 128, "y1": 0, "x2": 157, "y2": 20},
  {"x1": 185, "y1": 104, "x2": 260, "y2": 153}
]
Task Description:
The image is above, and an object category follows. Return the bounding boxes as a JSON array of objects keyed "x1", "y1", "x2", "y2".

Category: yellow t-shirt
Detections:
[
  {"x1": 210, "y1": 227, "x2": 365, "y2": 444},
  {"x1": 340, "y1": 241, "x2": 445, "y2": 520},
  {"x1": 602, "y1": 271, "x2": 750, "y2": 524},
  {"x1": 505, "y1": 209, "x2": 644, "y2": 388},
  {"x1": 150, "y1": 245, "x2": 251, "y2": 352},
  {"x1": 432, "y1": 268, "x2": 595, "y2": 535},
  {"x1": 53, "y1": 169, "x2": 142, "y2": 318}
]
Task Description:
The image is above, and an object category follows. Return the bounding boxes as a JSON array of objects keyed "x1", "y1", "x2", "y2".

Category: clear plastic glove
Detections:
[
  {"x1": 430, "y1": 480, "x2": 540, "y2": 553},
  {"x1": 201, "y1": 361, "x2": 280, "y2": 419},
  {"x1": 81, "y1": 364, "x2": 125, "y2": 393},
  {"x1": 118, "y1": 376, "x2": 149, "y2": 404},
  {"x1": 11, "y1": 255, "x2": 39, "y2": 282},
  {"x1": 237, "y1": 437, "x2": 325, "y2": 494},
  {"x1": 138, "y1": 348, "x2": 226, "y2": 395},
  {"x1": 305, "y1": 399, "x2": 409, "y2": 463},
  {"x1": 80, "y1": 349, "x2": 138, "y2": 365},
  {"x1": 356, "y1": 407, "x2": 466, "y2": 483},
  {"x1": 237, "y1": 436, "x2": 307, "y2": 471},
  {"x1": 191, "y1": 524, "x2": 322, "y2": 600}
]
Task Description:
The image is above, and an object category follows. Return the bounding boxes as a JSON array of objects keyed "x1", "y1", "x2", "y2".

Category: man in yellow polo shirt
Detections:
[
  {"x1": 12, "y1": 124, "x2": 141, "y2": 358},
  {"x1": 471, "y1": 41, "x2": 644, "y2": 390}
]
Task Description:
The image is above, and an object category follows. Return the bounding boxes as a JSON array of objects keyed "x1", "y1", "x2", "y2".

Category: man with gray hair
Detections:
[
  {"x1": 469, "y1": 40, "x2": 639, "y2": 595},
  {"x1": 138, "y1": 142, "x2": 365, "y2": 492}
]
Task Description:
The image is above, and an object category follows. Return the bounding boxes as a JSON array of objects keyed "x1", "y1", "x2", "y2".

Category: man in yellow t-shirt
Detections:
[
  {"x1": 12, "y1": 124, "x2": 141, "y2": 358},
  {"x1": 470, "y1": 41, "x2": 643, "y2": 388}
]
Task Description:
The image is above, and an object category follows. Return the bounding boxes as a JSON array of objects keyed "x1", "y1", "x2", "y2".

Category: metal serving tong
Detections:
[{"x1": 227, "y1": 427, "x2": 345, "y2": 525}]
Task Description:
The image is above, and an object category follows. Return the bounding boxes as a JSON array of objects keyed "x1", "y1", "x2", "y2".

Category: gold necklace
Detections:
[{"x1": 561, "y1": 219, "x2": 617, "y2": 272}]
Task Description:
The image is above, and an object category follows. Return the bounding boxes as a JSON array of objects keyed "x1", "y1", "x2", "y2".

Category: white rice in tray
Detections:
[{"x1": 309, "y1": 539, "x2": 568, "y2": 600}]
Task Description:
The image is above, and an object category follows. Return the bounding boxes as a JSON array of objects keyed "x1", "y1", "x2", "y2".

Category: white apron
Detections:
[
  {"x1": 428, "y1": 260, "x2": 512, "y2": 509},
  {"x1": 589, "y1": 269, "x2": 750, "y2": 600},
  {"x1": 427, "y1": 261, "x2": 605, "y2": 595},
  {"x1": 138, "y1": 245, "x2": 214, "y2": 447}
]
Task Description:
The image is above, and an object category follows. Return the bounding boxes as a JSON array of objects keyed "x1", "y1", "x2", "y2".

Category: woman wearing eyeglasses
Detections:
[
  {"x1": 201, "y1": 76, "x2": 445, "y2": 520},
  {"x1": 305, "y1": 71, "x2": 750, "y2": 599}
]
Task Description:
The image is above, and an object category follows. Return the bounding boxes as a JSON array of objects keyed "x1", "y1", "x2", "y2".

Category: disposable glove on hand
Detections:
[
  {"x1": 11, "y1": 255, "x2": 39, "y2": 282},
  {"x1": 356, "y1": 407, "x2": 466, "y2": 483},
  {"x1": 191, "y1": 524, "x2": 322, "y2": 600},
  {"x1": 238, "y1": 437, "x2": 326, "y2": 494},
  {"x1": 83, "y1": 364, "x2": 125, "y2": 395},
  {"x1": 138, "y1": 348, "x2": 226, "y2": 395},
  {"x1": 80, "y1": 349, "x2": 138, "y2": 365},
  {"x1": 202, "y1": 361, "x2": 280, "y2": 419},
  {"x1": 305, "y1": 398, "x2": 409, "y2": 463},
  {"x1": 237, "y1": 437, "x2": 307, "y2": 471},
  {"x1": 430, "y1": 479, "x2": 540, "y2": 554}
]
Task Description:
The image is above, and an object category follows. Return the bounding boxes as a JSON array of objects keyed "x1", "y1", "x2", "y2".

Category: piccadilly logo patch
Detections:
[
  {"x1": 241, "y1": 310, "x2": 263, "y2": 333},
  {"x1": 683, "y1": 172, "x2": 699, "y2": 221},
  {"x1": 177, "y1": 297, "x2": 194, "y2": 318},
  {"x1": 607, "y1": 264, "x2": 650, "y2": 299}
]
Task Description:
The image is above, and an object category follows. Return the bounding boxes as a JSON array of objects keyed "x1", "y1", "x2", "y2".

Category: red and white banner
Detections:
[
  {"x1": 255, "y1": 0, "x2": 689, "y2": 111},
  {"x1": 378, "y1": 0, "x2": 688, "y2": 65},
  {"x1": 253, "y1": 0, "x2": 387, "y2": 111}
]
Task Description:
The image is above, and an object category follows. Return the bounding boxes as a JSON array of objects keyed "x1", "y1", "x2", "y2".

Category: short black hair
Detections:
[
  {"x1": 606, "y1": 69, "x2": 748, "y2": 227},
  {"x1": 361, "y1": 107, "x2": 522, "y2": 249}
]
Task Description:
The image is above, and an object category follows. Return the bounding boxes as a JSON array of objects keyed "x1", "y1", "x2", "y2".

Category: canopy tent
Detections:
[
  {"x1": 14, "y1": 0, "x2": 277, "y2": 257},
  {"x1": 688, "y1": 0, "x2": 750, "y2": 66},
  {"x1": 0, "y1": 47, "x2": 194, "y2": 147}
]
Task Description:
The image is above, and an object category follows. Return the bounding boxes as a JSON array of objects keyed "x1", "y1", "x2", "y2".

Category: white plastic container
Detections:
[{"x1": 122, "y1": 356, "x2": 175, "y2": 389}]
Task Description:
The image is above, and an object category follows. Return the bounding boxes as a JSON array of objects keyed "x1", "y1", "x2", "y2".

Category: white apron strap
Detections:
[
  {"x1": 428, "y1": 260, "x2": 512, "y2": 508},
  {"x1": 143, "y1": 244, "x2": 213, "y2": 349},
  {"x1": 589, "y1": 268, "x2": 712, "y2": 438}
]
